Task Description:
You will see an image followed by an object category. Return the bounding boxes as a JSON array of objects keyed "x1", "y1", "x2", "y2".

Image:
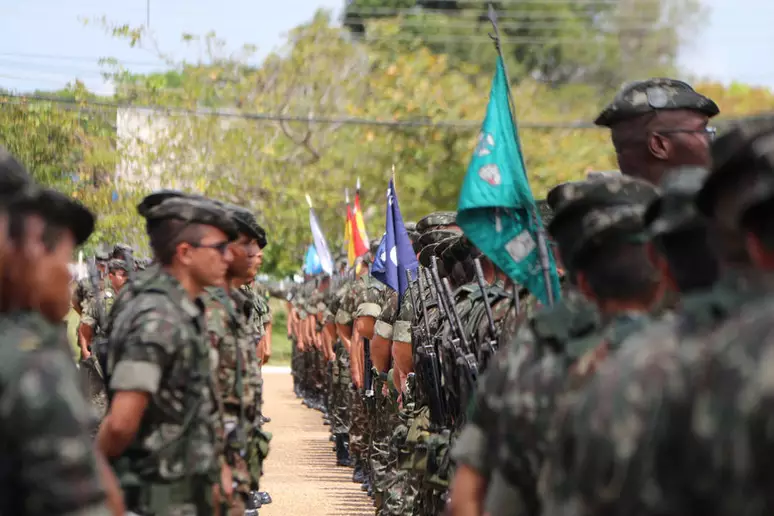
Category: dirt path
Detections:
[{"x1": 260, "y1": 367, "x2": 374, "y2": 516}]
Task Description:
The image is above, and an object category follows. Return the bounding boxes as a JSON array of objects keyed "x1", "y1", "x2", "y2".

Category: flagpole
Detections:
[{"x1": 487, "y1": 3, "x2": 555, "y2": 307}]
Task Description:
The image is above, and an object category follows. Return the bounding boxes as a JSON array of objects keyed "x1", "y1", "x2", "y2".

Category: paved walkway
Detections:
[{"x1": 260, "y1": 369, "x2": 374, "y2": 515}]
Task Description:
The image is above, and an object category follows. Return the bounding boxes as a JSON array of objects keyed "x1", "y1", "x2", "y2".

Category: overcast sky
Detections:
[{"x1": 1, "y1": 0, "x2": 772, "y2": 95}]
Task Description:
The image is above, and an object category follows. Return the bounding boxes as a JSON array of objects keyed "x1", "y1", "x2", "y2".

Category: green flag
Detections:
[{"x1": 457, "y1": 56, "x2": 561, "y2": 306}]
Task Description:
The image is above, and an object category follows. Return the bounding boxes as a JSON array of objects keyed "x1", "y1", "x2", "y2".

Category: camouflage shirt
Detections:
[
  {"x1": 0, "y1": 311, "x2": 109, "y2": 515},
  {"x1": 80, "y1": 283, "x2": 116, "y2": 335},
  {"x1": 107, "y1": 269, "x2": 222, "y2": 480},
  {"x1": 539, "y1": 270, "x2": 774, "y2": 516},
  {"x1": 204, "y1": 287, "x2": 258, "y2": 417}
]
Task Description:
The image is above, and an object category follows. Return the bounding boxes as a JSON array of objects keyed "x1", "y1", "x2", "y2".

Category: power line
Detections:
[{"x1": 2, "y1": 92, "x2": 772, "y2": 131}]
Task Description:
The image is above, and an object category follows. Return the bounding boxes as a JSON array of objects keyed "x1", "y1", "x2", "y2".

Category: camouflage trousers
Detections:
[
  {"x1": 369, "y1": 372, "x2": 401, "y2": 513},
  {"x1": 290, "y1": 336, "x2": 302, "y2": 391},
  {"x1": 331, "y1": 343, "x2": 351, "y2": 434},
  {"x1": 223, "y1": 414, "x2": 253, "y2": 503},
  {"x1": 255, "y1": 363, "x2": 264, "y2": 418},
  {"x1": 349, "y1": 386, "x2": 370, "y2": 463}
]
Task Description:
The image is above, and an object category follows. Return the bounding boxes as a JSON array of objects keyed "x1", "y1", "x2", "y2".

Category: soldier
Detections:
[
  {"x1": 449, "y1": 191, "x2": 600, "y2": 516},
  {"x1": 492, "y1": 176, "x2": 662, "y2": 516},
  {"x1": 204, "y1": 205, "x2": 265, "y2": 515},
  {"x1": 73, "y1": 249, "x2": 109, "y2": 316},
  {"x1": 539, "y1": 121, "x2": 774, "y2": 516},
  {"x1": 97, "y1": 195, "x2": 238, "y2": 515},
  {"x1": 595, "y1": 77, "x2": 719, "y2": 185},
  {"x1": 0, "y1": 169, "x2": 125, "y2": 515}
]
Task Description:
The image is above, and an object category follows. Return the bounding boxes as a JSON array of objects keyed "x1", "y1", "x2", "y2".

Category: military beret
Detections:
[
  {"x1": 535, "y1": 199, "x2": 554, "y2": 228},
  {"x1": 441, "y1": 235, "x2": 480, "y2": 267},
  {"x1": 696, "y1": 121, "x2": 774, "y2": 222},
  {"x1": 137, "y1": 189, "x2": 195, "y2": 217},
  {"x1": 10, "y1": 186, "x2": 95, "y2": 246},
  {"x1": 548, "y1": 177, "x2": 658, "y2": 265},
  {"x1": 572, "y1": 203, "x2": 650, "y2": 265},
  {"x1": 95, "y1": 250, "x2": 110, "y2": 261},
  {"x1": 112, "y1": 243, "x2": 133, "y2": 258},
  {"x1": 416, "y1": 211, "x2": 458, "y2": 233},
  {"x1": 108, "y1": 258, "x2": 129, "y2": 273},
  {"x1": 369, "y1": 238, "x2": 382, "y2": 255},
  {"x1": 226, "y1": 204, "x2": 264, "y2": 242},
  {"x1": 144, "y1": 196, "x2": 239, "y2": 241},
  {"x1": 586, "y1": 170, "x2": 621, "y2": 180},
  {"x1": 595, "y1": 78, "x2": 719, "y2": 128},
  {"x1": 405, "y1": 221, "x2": 417, "y2": 232},
  {"x1": 645, "y1": 166, "x2": 708, "y2": 236},
  {"x1": 0, "y1": 147, "x2": 31, "y2": 203},
  {"x1": 417, "y1": 229, "x2": 459, "y2": 250}
]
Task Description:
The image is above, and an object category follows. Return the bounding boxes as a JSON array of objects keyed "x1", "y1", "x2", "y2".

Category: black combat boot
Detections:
[
  {"x1": 258, "y1": 491, "x2": 272, "y2": 505},
  {"x1": 335, "y1": 433, "x2": 351, "y2": 467},
  {"x1": 352, "y1": 459, "x2": 366, "y2": 483},
  {"x1": 245, "y1": 492, "x2": 260, "y2": 516}
]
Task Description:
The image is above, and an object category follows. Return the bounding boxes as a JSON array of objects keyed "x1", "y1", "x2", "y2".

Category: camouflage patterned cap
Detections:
[
  {"x1": 112, "y1": 243, "x2": 133, "y2": 258},
  {"x1": 548, "y1": 176, "x2": 658, "y2": 266},
  {"x1": 594, "y1": 78, "x2": 719, "y2": 128},
  {"x1": 10, "y1": 185, "x2": 95, "y2": 246},
  {"x1": 144, "y1": 196, "x2": 239, "y2": 241},
  {"x1": 571, "y1": 203, "x2": 650, "y2": 266},
  {"x1": 645, "y1": 166, "x2": 709, "y2": 236},
  {"x1": 108, "y1": 258, "x2": 129, "y2": 273},
  {"x1": 0, "y1": 146, "x2": 31, "y2": 203},
  {"x1": 226, "y1": 204, "x2": 265, "y2": 242},
  {"x1": 416, "y1": 211, "x2": 458, "y2": 233},
  {"x1": 696, "y1": 121, "x2": 774, "y2": 222},
  {"x1": 417, "y1": 229, "x2": 459, "y2": 250},
  {"x1": 586, "y1": 170, "x2": 622, "y2": 180},
  {"x1": 137, "y1": 189, "x2": 195, "y2": 217},
  {"x1": 405, "y1": 221, "x2": 417, "y2": 232},
  {"x1": 95, "y1": 250, "x2": 110, "y2": 261}
]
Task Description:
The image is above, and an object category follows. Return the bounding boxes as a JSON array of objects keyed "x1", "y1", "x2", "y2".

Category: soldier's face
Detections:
[
  {"x1": 188, "y1": 225, "x2": 233, "y2": 288},
  {"x1": 228, "y1": 234, "x2": 253, "y2": 278},
  {"x1": 649, "y1": 111, "x2": 713, "y2": 168},
  {"x1": 33, "y1": 222, "x2": 76, "y2": 321},
  {"x1": 110, "y1": 269, "x2": 128, "y2": 291}
]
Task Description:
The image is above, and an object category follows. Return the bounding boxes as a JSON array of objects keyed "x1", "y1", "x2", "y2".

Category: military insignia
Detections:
[
  {"x1": 478, "y1": 164, "x2": 501, "y2": 186},
  {"x1": 647, "y1": 87, "x2": 669, "y2": 108},
  {"x1": 474, "y1": 132, "x2": 495, "y2": 157}
]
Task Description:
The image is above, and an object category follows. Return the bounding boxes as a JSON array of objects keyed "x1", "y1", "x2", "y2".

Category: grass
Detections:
[{"x1": 268, "y1": 297, "x2": 292, "y2": 366}]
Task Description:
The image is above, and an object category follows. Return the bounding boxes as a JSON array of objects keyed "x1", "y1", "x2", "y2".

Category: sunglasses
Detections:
[{"x1": 189, "y1": 240, "x2": 231, "y2": 255}]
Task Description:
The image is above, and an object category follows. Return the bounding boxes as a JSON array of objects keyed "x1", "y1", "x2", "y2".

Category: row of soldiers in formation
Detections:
[
  {"x1": 0, "y1": 146, "x2": 278, "y2": 515},
  {"x1": 288, "y1": 77, "x2": 774, "y2": 516}
]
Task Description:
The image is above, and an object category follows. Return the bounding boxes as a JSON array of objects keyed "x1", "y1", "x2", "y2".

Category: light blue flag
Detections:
[
  {"x1": 304, "y1": 245, "x2": 323, "y2": 275},
  {"x1": 456, "y1": 56, "x2": 561, "y2": 306}
]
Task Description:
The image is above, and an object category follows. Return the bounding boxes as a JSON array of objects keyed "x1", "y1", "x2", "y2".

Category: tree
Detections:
[{"x1": 343, "y1": 0, "x2": 706, "y2": 91}]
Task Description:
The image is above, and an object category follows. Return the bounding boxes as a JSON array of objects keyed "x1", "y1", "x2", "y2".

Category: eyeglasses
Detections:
[
  {"x1": 189, "y1": 240, "x2": 231, "y2": 255},
  {"x1": 656, "y1": 126, "x2": 717, "y2": 141}
]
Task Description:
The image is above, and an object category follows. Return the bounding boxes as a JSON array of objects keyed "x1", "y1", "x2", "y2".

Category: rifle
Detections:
[
  {"x1": 412, "y1": 267, "x2": 448, "y2": 427},
  {"x1": 473, "y1": 258, "x2": 498, "y2": 371},
  {"x1": 363, "y1": 338, "x2": 374, "y2": 405}
]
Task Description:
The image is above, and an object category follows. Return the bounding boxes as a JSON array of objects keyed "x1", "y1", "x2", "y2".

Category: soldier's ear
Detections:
[{"x1": 648, "y1": 132, "x2": 671, "y2": 161}]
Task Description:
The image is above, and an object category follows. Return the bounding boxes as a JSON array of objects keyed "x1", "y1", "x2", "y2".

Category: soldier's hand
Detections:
[
  {"x1": 220, "y1": 462, "x2": 234, "y2": 503},
  {"x1": 262, "y1": 350, "x2": 271, "y2": 365}
]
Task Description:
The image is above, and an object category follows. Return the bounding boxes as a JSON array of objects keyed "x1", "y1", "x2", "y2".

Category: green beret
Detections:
[
  {"x1": 595, "y1": 78, "x2": 719, "y2": 128},
  {"x1": 416, "y1": 211, "x2": 458, "y2": 233},
  {"x1": 10, "y1": 186, "x2": 95, "y2": 246},
  {"x1": 108, "y1": 258, "x2": 129, "y2": 273},
  {"x1": 645, "y1": 166, "x2": 709, "y2": 237},
  {"x1": 696, "y1": 121, "x2": 774, "y2": 223},
  {"x1": 112, "y1": 243, "x2": 133, "y2": 259},
  {"x1": 572, "y1": 203, "x2": 650, "y2": 266},
  {"x1": 144, "y1": 196, "x2": 239, "y2": 241},
  {"x1": 0, "y1": 147, "x2": 31, "y2": 204}
]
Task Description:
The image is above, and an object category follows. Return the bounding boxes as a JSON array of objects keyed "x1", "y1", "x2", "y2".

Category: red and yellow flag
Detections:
[
  {"x1": 352, "y1": 189, "x2": 369, "y2": 257},
  {"x1": 345, "y1": 202, "x2": 356, "y2": 266}
]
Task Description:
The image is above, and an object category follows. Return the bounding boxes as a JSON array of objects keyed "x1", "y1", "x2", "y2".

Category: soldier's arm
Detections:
[
  {"x1": 98, "y1": 305, "x2": 175, "y2": 458},
  {"x1": 262, "y1": 306, "x2": 273, "y2": 364},
  {"x1": 2, "y1": 346, "x2": 117, "y2": 515}
]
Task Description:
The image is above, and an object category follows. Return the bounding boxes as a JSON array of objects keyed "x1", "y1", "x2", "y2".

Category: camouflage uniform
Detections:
[
  {"x1": 204, "y1": 286, "x2": 259, "y2": 514},
  {"x1": 0, "y1": 178, "x2": 112, "y2": 515},
  {"x1": 106, "y1": 197, "x2": 236, "y2": 515}
]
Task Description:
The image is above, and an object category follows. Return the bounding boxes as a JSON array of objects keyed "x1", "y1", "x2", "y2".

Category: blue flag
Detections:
[
  {"x1": 371, "y1": 179, "x2": 418, "y2": 305},
  {"x1": 370, "y1": 233, "x2": 387, "y2": 274},
  {"x1": 456, "y1": 56, "x2": 561, "y2": 306},
  {"x1": 303, "y1": 245, "x2": 323, "y2": 275}
]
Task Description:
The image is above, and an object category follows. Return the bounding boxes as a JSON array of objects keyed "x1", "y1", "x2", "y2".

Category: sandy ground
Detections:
[{"x1": 260, "y1": 369, "x2": 374, "y2": 516}]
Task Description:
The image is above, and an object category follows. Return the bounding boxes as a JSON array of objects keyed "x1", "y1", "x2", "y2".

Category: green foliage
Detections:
[{"x1": 12, "y1": 9, "x2": 774, "y2": 276}]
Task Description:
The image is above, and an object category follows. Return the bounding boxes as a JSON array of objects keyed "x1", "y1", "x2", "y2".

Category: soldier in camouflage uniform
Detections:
[
  {"x1": 595, "y1": 77, "x2": 719, "y2": 186},
  {"x1": 97, "y1": 195, "x2": 238, "y2": 516},
  {"x1": 490, "y1": 176, "x2": 663, "y2": 516},
  {"x1": 0, "y1": 157, "x2": 125, "y2": 515},
  {"x1": 203, "y1": 205, "x2": 265, "y2": 515},
  {"x1": 448, "y1": 193, "x2": 600, "y2": 516},
  {"x1": 539, "y1": 121, "x2": 774, "y2": 516},
  {"x1": 73, "y1": 249, "x2": 108, "y2": 316}
]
